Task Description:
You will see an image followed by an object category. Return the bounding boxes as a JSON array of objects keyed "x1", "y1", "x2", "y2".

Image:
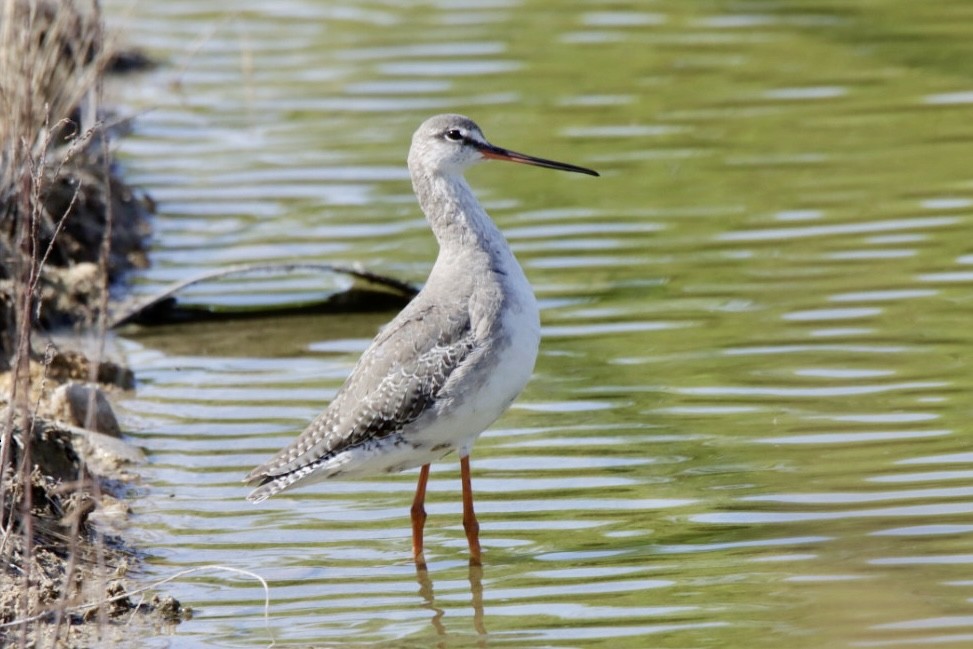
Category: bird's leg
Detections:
[
  {"x1": 460, "y1": 455, "x2": 481, "y2": 565},
  {"x1": 411, "y1": 464, "x2": 431, "y2": 564}
]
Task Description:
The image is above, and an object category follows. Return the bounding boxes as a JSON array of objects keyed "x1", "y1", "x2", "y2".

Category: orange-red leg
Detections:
[
  {"x1": 460, "y1": 455, "x2": 481, "y2": 565},
  {"x1": 411, "y1": 464, "x2": 431, "y2": 563}
]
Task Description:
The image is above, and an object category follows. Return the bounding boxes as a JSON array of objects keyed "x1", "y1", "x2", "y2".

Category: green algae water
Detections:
[{"x1": 105, "y1": 1, "x2": 973, "y2": 646}]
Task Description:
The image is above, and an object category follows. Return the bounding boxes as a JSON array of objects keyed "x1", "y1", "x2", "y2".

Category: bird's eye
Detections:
[{"x1": 444, "y1": 129, "x2": 463, "y2": 142}]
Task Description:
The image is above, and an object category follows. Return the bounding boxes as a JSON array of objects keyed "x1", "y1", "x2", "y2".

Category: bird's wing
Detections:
[{"x1": 244, "y1": 302, "x2": 475, "y2": 499}]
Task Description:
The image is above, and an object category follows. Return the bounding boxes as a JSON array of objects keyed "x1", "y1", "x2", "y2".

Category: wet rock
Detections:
[
  {"x1": 59, "y1": 491, "x2": 97, "y2": 530},
  {"x1": 152, "y1": 594, "x2": 190, "y2": 623},
  {"x1": 1, "y1": 413, "x2": 83, "y2": 485},
  {"x1": 46, "y1": 349, "x2": 135, "y2": 390},
  {"x1": 52, "y1": 383, "x2": 122, "y2": 437}
]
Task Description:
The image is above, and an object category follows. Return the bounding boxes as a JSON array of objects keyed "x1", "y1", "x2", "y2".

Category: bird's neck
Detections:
[
  {"x1": 412, "y1": 168, "x2": 536, "y2": 319},
  {"x1": 412, "y1": 171, "x2": 509, "y2": 260}
]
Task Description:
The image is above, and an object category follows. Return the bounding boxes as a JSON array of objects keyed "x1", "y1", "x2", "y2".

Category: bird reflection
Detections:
[{"x1": 415, "y1": 561, "x2": 487, "y2": 643}]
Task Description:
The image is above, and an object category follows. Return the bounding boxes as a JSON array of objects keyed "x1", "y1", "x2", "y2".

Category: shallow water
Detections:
[{"x1": 104, "y1": 1, "x2": 973, "y2": 647}]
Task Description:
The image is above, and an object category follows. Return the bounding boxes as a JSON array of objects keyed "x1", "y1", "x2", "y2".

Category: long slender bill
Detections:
[{"x1": 478, "y1": 143, "x2": 599, "y2": 177}]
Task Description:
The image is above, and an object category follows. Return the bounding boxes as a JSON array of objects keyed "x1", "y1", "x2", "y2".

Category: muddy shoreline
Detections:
[{"x1": 0, "y1": 1, "x2": 186, "y2": 645}]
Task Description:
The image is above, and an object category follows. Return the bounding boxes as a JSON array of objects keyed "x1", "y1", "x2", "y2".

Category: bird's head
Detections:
[{"x1": 409, "y1": 114, "x2": 599, "y2": 178}]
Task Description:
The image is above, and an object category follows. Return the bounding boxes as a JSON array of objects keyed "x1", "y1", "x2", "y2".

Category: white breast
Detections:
[
  {"x1": 408, "y1": 267, "x2": 540, "y2": 458},
  {"x1": 462, "y1": 287, "x2": 541, "y2": 448}
]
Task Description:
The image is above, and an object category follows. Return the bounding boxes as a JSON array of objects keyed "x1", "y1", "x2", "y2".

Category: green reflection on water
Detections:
[{"x1": 110, "y1": 0, "x2": 973, "y2": 646}]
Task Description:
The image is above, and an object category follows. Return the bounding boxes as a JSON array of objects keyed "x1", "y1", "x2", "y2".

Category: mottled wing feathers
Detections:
[{"x1": 244, "y1": 303, "x2": 474, "y2": 501}]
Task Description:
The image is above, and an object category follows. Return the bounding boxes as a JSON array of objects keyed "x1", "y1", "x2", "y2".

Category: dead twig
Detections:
[
  {"x1": 109, "y1": 262, "x2": 420, "y2": 328},
  {"x1": 0, "y1": 564, "x2": 275, "y2": 647}
]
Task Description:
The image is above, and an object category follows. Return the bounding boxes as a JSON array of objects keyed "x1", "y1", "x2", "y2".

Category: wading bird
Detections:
[{"x1": 245, "y1": 114, "x2": 598, "y2": 564}]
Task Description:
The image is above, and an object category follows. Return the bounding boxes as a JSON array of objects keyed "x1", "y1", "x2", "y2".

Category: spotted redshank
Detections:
[{"x1": 245, "y1": 114, "x2": 598, "y2": 564}]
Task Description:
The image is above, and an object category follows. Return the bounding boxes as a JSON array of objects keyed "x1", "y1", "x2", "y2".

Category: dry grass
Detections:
[
  {"x1": 0, "y1": 2, "x2": 151, "y2": 647},
  {"x1": 0, "y1": 0, "x2": 150, "y2": 346},
  {"x1": 0, "y1": 0, "x2": 106, "y2": 190},
  {"x1": 1, "y1": 0, "x2": 113, "y2": 353},
  {"x1": 0, "y1": 5, "x2": 263, "y2": 646}
]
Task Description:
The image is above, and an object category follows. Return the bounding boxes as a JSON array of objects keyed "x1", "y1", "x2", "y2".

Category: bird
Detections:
[{"x1": 244, "y1": 114, "x2": 598, "y2": 565}]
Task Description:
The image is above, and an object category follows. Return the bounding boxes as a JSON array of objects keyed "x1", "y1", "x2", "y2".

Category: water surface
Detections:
[{"x1": 106, "y1": 1, "x2": 973, "y2": 647}]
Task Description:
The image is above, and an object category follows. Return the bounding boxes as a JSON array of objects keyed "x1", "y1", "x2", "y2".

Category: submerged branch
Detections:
[{"x1": 109, "y1": 262, "x2": 420, "y2": 329}]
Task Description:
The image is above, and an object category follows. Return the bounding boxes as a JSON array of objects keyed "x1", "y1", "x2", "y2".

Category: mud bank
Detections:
[
  {"x1": 0, "y1": 354, "x2": 186, "y2": 647},
  {"x1": 1, "y1": 1, "x2": 184, "y2": 646}
]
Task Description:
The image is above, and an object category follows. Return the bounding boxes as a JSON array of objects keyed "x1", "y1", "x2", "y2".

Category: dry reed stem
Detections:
[
  {"x1": 0, "y1": 2, "x2": 126, "y2": 647},
  {"x1": 0, "y1": 0, "x2": 105, "y2": 194}
]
